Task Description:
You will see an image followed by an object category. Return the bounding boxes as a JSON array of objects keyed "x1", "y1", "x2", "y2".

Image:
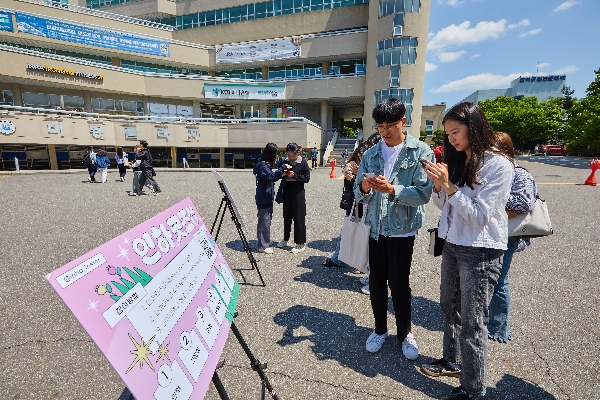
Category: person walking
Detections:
[
  {"x1": 341, "y1": 147, "x2": 349, "y2": 166},
  {"x1": 277, "y1": 142, "x2": 311, "y2": 254},
  {"x1": 354, "y1": 98, "x2": 434, "y2": 360},
  {"x1": 95, "y1": 149, "x2": 110, "y2": 183},
  {"x1": 83, "y1": 146, "x2": 97, "y2": 183},
  {"x1": 115, "y1": 147, "x2": 127, "y2": 182},
  {"x1": 254, "y1": 143, "x2": 286, "y2": 254},
  {"x1": 488, "y1": 132, "x2": 537, "y2": 343},
  {"x1": 135, "y1": 140, "x2": 161, "y2": 196},
  {"x1": 420, "y1": 103, "x2": 514, "y2": 400},
  {"x1": 310, "y1": 147, "x2": 318, "y2": 169}
]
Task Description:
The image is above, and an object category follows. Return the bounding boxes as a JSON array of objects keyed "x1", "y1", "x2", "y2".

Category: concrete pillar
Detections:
[
  {"x1": 170, "y1": 146, "x2": 177, "y2": 168},
  {"x1": 12, "y1": 84, "x2": 22, "y2": 106},
  {"x1": 328, "y1": 105, "x2": 333, "y2": 130},
  {"x1": 192, "y1": 100, "x2": 201, "y2": 118},
  {"x1": 48, "y1": 144, "x2": 58, "y2": 170},
  {"x1": 143, "y1": 96, "x2": 150, "y2": 116},
  {"x1": 322, "y1": 61, "x2": 330, "y2": 75},
  {"x1": 262, "y1": 66, "x2": 269, "y2": 80},
  {"x1": 320, "y1": 100, "x2": 328, "y2": 131},
  {"x1": 219, "y1": 147, "x2": 225, "y2": 168},
  {"x1": 209, "y1": 71, "x2": 215, "y2": 77},
  {"x1": 234, "y1": 104, "x2": 242, "y2": 119},
  {"x1": 83, "y1": 92, "x2": 92, "y2": 113},
  {"x1": 111, "y1": 57, "x2": 121, "y2": 67}
]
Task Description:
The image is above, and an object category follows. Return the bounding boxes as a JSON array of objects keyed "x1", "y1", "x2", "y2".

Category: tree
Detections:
[
  {"x1": 432, "y1": 129, "x2": 445, "y2": 145},
  {"x1": 585, "y1": 67, "x2": 600, "y2": 97},
  {"x1": 561, "y1": 85, "x2": 576, "y2": 113},
  {"x1": 419, "y1": 130, "x2": 428, "y2": 141}
]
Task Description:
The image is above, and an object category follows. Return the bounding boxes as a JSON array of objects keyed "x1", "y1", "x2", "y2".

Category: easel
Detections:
[{"x1": 211, "y1": 180, "x2": 266, "y2": 287}]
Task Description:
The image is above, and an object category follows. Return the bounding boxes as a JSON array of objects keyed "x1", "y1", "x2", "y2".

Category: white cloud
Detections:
[
  {"x1": 437, "y1": 50, "x2": 468, "y2": 62},
  {"x1": 536, "y1": 62, "x2": 551, "y2": 69},
  {"x1": 432, "y1": 72, "x2": 531, "y2": 93},
  {"x1": 552, "y1": 65, "x2": 578, "y2": 74},
  {"x1": 428, "y1": 20, "x2": 511, "y2": 50},
  {"x1": 425, "y1": 62, "x2": 438, "y2": 73},
  {"x1": 436, "y1": 0, "x2": 462, "y2": 4},
  {"x1": 471, "y1": 54, "x2": 481, "y2": 59},
  {"x1": 519, "y1": 28, "x2": 542, "y2": 37},
  {"x1": 554, "y1": 1, "x2": 578, "y2": 12},
  {"x1": 508, "y1": 19, "x2": 531, "y2": 29}
]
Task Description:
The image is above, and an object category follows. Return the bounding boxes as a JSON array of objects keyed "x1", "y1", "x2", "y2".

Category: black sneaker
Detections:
[
  {"x1": 421, "y1": 358, "x2": 461, "y2": 378},
  {"x1": 442, "y1": 386, "x2": 473, "y2": 400}
]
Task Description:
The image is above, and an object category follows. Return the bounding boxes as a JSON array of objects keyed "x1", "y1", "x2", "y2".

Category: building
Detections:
[
  {"x1": 458, "y1": 75, "x2": 567, "y2": 105},
  {"x1": 421, "y1": 103, "x2": 445, "y2": 139},
  {"x1": 0, "y1": 0, "x2": 430, "y2": 170}
]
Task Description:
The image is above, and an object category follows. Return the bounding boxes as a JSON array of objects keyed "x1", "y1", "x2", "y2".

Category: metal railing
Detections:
[{"x1": 321, "y1": 129, "x2": 338, "y2": 167}]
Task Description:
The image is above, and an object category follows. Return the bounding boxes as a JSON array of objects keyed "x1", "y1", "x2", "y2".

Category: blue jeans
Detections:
[
  {"x1": 488, "y1": 238, "x2": 519, "y2": 342},
  {"x1": 330, "y1": 235, "x2": 349, "y2": 267}
]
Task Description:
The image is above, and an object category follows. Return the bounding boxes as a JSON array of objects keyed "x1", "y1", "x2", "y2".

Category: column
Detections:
[
  {"x1": 47, "y1": 144, "x2": 58, "y2": 170},
  {"x1": 219, "y1": 148, "x2": 225, "y2": 169},
  {"x1": 83, "y1": 92, "x2": 92, "y2": 113},
  {"x1": 192, "y1": 100, "x2": 201, "y2": 118},
  {"x1": 234, "y1": 104, "x2": 242, "y2": 119},
  {"x1": 11, "y1": 84, "x2": 22, "y2": 106},
  {"x1": 111, "y1": 57, "x2": 121, "y2": 67},
  {"x1": 262, "y1": 66, "x2": 269, "y2": 80},
  {"x1": 320, "y1": 100, "x2": 328, "y2": 130},
  {"x1": 322, "y1": 61, "x2": 330, "y2": 75},
  {"x1": 328, "y1": 105, "x2": 333, "y2": 130},
  {"x1": 170, "y1": 146, "x2": 177, "y2": 168}
]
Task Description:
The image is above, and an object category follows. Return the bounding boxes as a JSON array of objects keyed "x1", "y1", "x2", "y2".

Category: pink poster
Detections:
[{"x1": 46, "y1": 198, "x2": 240, "y2": 400}]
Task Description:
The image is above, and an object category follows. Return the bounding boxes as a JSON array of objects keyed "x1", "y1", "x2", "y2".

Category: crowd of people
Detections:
[{"x1": 253, "y1": 99, "x2": 538, "y2": 400}]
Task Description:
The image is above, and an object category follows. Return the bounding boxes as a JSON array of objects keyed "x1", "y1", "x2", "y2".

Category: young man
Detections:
[
  {"x1": 310, "y1": 147, "x2": 318, "y2": 169},
  {"x1": 84, "y1": 146, "x2": 97, "y2": 183},
  {"x1": 134, "y1": 140, "x2": 162, "y2": 196},
  {"x1": 354, "y1": 98, "x2": 434, "y2": 359},
  {"x1": 341, "y1": 147, "x2": 349, "y2": 166}
]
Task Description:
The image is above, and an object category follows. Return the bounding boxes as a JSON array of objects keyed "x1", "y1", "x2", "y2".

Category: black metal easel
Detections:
[{"x1": 211, "y1": 180, "x2": 266, "y2": 287}]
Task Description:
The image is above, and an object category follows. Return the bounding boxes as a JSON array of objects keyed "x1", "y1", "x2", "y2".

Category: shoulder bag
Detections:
[
  {"x1": 338, "y1": 202, "x2": 370, "y2": 274},
  {"x1": 508, "y1": 195, "x2": 553, "y2": 238}
]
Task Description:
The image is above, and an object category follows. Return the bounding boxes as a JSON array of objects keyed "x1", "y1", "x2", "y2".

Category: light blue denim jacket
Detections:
[{"x1": 354, "y1": 134, "x2": 434, "y2": 239}]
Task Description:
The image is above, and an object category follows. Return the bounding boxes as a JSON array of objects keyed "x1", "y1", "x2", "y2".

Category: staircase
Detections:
[{"x1": 329, "y1": 136, "x2": 357, "y2": 165}]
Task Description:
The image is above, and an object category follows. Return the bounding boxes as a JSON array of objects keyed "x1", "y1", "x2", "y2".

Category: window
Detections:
[
  {"x1": 0, "y1": 90, "x2": 13, "y2": 105},
  {"x1": 378, "y1": 0, "x2": 419, "y2": 17},
  {"x1": 376, "y1": 37, "x2": 418, "y2": 67},
  {"x1": 374, "y1": 88, "x2": 414, "y2": 125}
]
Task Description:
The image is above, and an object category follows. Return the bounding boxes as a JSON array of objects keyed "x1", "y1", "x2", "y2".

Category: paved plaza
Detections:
[{"x1": 0, "y1": 157, "x2": 598, "y2": 399}]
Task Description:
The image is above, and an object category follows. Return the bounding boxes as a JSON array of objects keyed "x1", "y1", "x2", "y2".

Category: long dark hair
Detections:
[
  {"x1": 117, "y1": 147, "x2": 124, "y2": 158},
  {"x1": 495, "y1": 132, "x2": 515, "y2": 164},
  {"x1": 261, "y1": 143, "x2": 279, "y2": 166},
  {"x1": 442, "y1": 102, "x2": 505, "y2": 189}
]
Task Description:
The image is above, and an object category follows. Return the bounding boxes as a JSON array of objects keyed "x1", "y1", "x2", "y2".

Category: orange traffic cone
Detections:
[
  {"x1": 329, "y1": 158, "x2": 337, "y2": 178},
  {"x1": 584, "y1": 159, "x2": 599, "y2": 186}
]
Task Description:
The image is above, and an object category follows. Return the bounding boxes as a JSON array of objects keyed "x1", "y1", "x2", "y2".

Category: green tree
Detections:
[
  {"x1": 565, "y1": 68, "x2": 600, "y2": 155},
  {"x1": 419, "y1": 130, "x2": 428, "y2": 141},
  {"x1": 561, "y1": 85, "x2": 576, "y2": 112},
  {"x1": 432, "y1": 129, "x2": 445, "y2": 144}
]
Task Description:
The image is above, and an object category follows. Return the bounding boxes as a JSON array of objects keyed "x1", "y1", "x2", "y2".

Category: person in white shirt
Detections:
[{"x1": 420, "y1": 102, "x2": 514, "y2": 400}]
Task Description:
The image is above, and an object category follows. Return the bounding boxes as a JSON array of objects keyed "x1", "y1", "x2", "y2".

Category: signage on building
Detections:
[
  {"x1": 519, "y1": 75, "x2": 566, "y2": 83},
  {"x1": 0, "y1": 11, "x2": 13, "y2": 32},
  {"x1": 16, "y1": 12, "x2": 170, "y2": 57},
  {"x1": 215, "y1": 37, "x2": 300, "y2": 64},
  {"x1": 204, "y1": 83, "x2": 285, "y2": 100},
  {"x1": 0, "y1": 120, "x2": 16, "y2": 134},
  {"x1": 27, "y1": 63, "x2": 104, "y2": 81}
]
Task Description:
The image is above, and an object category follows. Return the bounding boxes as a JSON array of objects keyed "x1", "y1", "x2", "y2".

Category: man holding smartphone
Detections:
[{"x1": 354, "y1": 98, "x2": 434, "y2": 360}]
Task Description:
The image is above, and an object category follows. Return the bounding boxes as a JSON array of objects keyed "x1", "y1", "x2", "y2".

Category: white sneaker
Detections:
[
  {"x1": 402, "y1": 332, "x2": 419, "y2": 360},
  {"x1": 290, "y1": 244, "x2": 306, "y2": 254},
  {"x1": 258, "y1": 247, "x2": 274, "y2": 254},
  {"x1": 359, "y1": 276, "x2": 369, "y2": 285},
  {"x1": 366, "y1": 331, "x2": 388, "y2": 353},
  {"x1": 360, "y1": 285, "x2": 370, "y2": 295},
  {"x1": 276, "y1": 240, "x2": 289, "y2": 248}
]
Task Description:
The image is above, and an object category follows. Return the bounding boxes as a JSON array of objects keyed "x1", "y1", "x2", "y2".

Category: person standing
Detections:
[
  {"x1": 254, "y1": 143, "x2": 286, "y2": 254},
  {"x1": 83, "y1": 146, "x2": 97, "y2": 183},
  {"x1": 310, "y1": 147, "x2": 318, "y2": 169},
  {"x1": 420, "y1": 103, "x2": 514, "y2": 400},
  {"x1": 95, "y1": 149, "x2": 111, "y2": 183},
  {"x1": 277, "y1": 142, "x2": 311, "y2": 254},
  {"x1": 115, "y1": 147, "x2": 127, "y2": 182},
  {"x1": 341, "y1": 147, "x2": 349, "y2": 166},
  {"x1": 434, "y1": 140, "x2": 444, "y2": 163},
  {"x1": 135, "y1": 140, "x2": 161, "y2": 196},
  {"x1": 354, "y1": 98, "x2": 434, "y2": 360}
]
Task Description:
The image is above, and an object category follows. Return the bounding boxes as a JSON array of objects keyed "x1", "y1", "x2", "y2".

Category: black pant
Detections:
[
  {"x1": 311, "y1": 158, "x2": 317, "y2": 168},
  {"x1": 137, "y1": 168, "x2": 161, "y2": 194},
  {"x1": 369, "y1": 235, "x2": 416, "y2": 341},
  {"x1": 282, "y1": 183, "x2": 306, "y2": 244},
  {"x1": 117, "y1": 163, "x2": 127, "y2": 178}
]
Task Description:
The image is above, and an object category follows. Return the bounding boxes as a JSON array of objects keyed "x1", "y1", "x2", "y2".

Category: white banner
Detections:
[
  {"x1": 215, "y1": 37, "x2": 301, "y2": 64},
  {"x1": 204, "y1": 83, "x2": 286, "y2": 100}
]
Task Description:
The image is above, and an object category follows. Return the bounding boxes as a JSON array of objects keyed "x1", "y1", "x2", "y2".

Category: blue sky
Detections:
[{"x1": 423, "y1": 0, "x2": 600, "y2": 107}]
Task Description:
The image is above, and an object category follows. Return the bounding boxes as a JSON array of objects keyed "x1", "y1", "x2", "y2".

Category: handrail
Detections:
[
  {"x1": 16, "y1": 0, "x2": 174, "y2": 31},
  {"x1": 321, "y1": 129, "x2": 338, "y2": 167},
  {"x1": 0, "y1": 43, "x2": 366, "y2": 83}
]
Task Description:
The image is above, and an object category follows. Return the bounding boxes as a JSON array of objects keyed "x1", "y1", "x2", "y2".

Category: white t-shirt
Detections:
[{"x1": 379, "y1": 141, "x2": 417, "y2": 237}]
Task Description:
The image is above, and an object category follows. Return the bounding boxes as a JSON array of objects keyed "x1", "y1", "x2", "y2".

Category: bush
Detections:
[{"x1": 566, "y1": 138, "x2": 600, "y2": 156}]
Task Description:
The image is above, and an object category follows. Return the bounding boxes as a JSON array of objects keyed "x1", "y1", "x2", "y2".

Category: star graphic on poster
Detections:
[
  {"x1": 126, "y1": 333, "x2": 155, "y2": 374},
  {"x1": 117, "y1": 244, "x2": 130, "y2": 260},
  {"x1": 87, "y1": 299, "x2": 99, "y2": 312},
  {"x1": 123, "y1": 237, "x2": 130, "y2": 245},
  {"x1": 156, "y1": 341, "x2": 171, "y2": 362}
]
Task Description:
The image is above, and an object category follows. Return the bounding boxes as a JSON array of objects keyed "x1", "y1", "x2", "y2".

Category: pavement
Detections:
[{"x1": 0, "y1": 158, "x2": 598, "y2": 400}]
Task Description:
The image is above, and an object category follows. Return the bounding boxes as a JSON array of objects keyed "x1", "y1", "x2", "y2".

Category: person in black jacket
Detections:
[
  {"x1": 276, "y1": 142, "x2": 311, "y2": 253},
  {"x1": 253, "y1": 143, "x2": 286, "y2": 254},
  {"x1": 134, "y1": 140, "x2": 161, "y2": 196}
]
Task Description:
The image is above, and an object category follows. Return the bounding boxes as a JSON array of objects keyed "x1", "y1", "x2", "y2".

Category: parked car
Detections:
[{"x1": 540, "y1": 144, "x2": 567, "y2": 156}]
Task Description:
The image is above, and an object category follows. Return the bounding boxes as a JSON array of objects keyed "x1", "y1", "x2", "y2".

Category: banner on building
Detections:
[
  {"x1": 0, "y1": 11, "x2": 13, "y2": 32},
  {"x1": 215, "y1": 37, "x2": 300, "y2": 64},
  {"x1": 46, "y1": 198, "x2": 240, "y2": 400},
  {"x1": 204, "y1": 83, "x2": 286, "y2": 100},
  {"x1": 16, "y1": 12, "x2": 170, "y2": 57}
]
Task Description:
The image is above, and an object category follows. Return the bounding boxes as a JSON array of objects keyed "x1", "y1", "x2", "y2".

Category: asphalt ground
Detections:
[
  {"x1": 0, "y1": 159, "x2": 598, "y2": 400},
  {"x1": 517, "y1": 155, "x2": 596, "y2": 170}
]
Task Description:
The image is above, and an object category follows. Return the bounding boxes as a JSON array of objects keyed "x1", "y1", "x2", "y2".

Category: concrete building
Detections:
[
  {"x1": 421, "y1": 103, "x2": 445, "y2": 137},
  {"x1": 458, "y1": 75, "x2": 567, "y2": 105},
  {"x1": 0, "y1": 0, "x2": 430, "y2": 170}
]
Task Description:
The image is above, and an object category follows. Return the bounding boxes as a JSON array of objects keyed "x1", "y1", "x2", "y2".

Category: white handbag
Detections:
[
  {"x1": 338, "y1": 202, "x2": 370, "y2": 274},
  {"x1": 508, "y1": 196, "x2": 553, "y2": 238}
]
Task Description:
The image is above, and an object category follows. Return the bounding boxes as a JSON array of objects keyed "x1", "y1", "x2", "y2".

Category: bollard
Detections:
[
  {"x1": 329, "y1": 157, "x2": 336, "y2": 178},
  {"x1": 584, "y1": 158, "x2": 599, "y2": 186},
  {"x1": 14, "y1": 157, "x2": 19, "y2": 171}
]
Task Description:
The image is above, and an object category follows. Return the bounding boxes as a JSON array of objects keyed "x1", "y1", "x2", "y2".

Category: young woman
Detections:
[
  {"x1": 115, "y1": 147, "x2": 127, "y2": 182},
  {"x1": 253, "y1": 143, "x2": 286, "y2": 254},
  {"x1": 276, "y1": 142, "x2": 311, "y2": 253},
  {"x1": 420, "y1": 103, "x2": 514, "y2": 400},
  {"x1": 95, "y1": 149, "x2": 111, "y2": 183}
]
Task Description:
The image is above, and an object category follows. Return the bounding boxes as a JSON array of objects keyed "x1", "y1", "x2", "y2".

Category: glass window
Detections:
[
  {"x1": 383, "y1": 50, "x2": 392, "y2": 66},
  {"x1": 390, "y1": 65, "x2": 400, "y2": 78},
  {"x1": 274, "y1": 0, "x2": 282, "y2": 15},
  {"x1": 0, "y1": 90, "x2": 13, "y2": 105},
  {"x1": 255, "y1": 2, "x2": 267, "y2": 17},
  {"x1": 401, "y1": 48, "x2": 409, "y2": 64},
  {"x1": 23, "y1": 92, "x2": 49, "y2": 106},
  {"x1": 311, "y1": 0, "x2": 324, "y2": 10},
  {"x1": 394, "y1": 13, "x2": 403, "y2": 26},
  {"x1": 63, "y1": 96, "x2": 84, "y2": 108},
  {"x1": 392, "y1": 48, "x2": 400, "y2": 65},
  {"x1": 205, "y1": 10, "x2": 215, "y2": 26},
  {"x1": 283, "y1": 0, "x2": 294, "y2": 12}
]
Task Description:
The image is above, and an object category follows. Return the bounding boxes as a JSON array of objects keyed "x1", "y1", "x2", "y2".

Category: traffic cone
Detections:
[
  {"x1": 329, "y1": 158, "x2": 337, "y2": 178},
  {"x1": 584, "y1": 159, "x2": 599, "y2": 186}
]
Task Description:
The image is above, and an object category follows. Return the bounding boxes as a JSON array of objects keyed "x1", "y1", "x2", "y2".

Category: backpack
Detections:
[{"x1": 82, "y1": 152, "x2": 92, "y2": 166}]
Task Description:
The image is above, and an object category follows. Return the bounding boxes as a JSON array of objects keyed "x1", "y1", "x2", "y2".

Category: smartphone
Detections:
[
  {"x1": 419, "y1": 159, "x2": 429, "y2": 167},
  {"x1": 363, "y1": 172, "x2": 377, "y2": 179}
]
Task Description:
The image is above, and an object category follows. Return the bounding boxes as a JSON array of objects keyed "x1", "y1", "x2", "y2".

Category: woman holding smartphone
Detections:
[{"x1": 420, "y1": 102, "x2": 514, "y2": 400}]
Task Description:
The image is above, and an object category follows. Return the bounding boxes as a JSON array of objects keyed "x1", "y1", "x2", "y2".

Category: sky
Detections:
[{"x1": 423, "y1": 0, "x2": 600, "y2": 107}]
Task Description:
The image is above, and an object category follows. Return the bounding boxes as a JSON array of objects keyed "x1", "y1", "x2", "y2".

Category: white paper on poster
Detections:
[
  {"x1": 213, "y1": 273, "x2": 231, "y2": 305},
  {"x1": 177, "y1": 106, "x2": 193, "y2": 116},
  {"x1": 204, "y1": 83, "x2": 285, "y2": 100},
  {"x1": 195, "y1": 306, "x2": 219, "y2": 349},
  {"x1": 206, "y1": 287, "x2": 226, "y2": 325},
  {"x1": 216, "y1": 264, "x2": 237, "y2": 291},
  {"x1": 168, "y1": 104, "x2": 177, "y2": 115},
  {"x1": 153, "y1": 360, "x2": 193, "y2": 400},
  {"x1": 178, "y1": 330, "x2": 209, "y2": 382},
  {"x1": 149, "y1": 103, "x2": 169, "y2": 114},
  {"x1": 216, "y1": 37, "x2": 301, "y2": 64}
]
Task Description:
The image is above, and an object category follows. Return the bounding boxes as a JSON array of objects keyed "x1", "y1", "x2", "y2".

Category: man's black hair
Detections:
[
  {"x1": 87, "y1": 146, "x2": 93, "y2": 151},
  {"x1": 139, "y1": 140, "x2": 149, "y2": 148},
  {"x1": 286, "y1": 142, "x2": 300, "y2": 154},
  {"x1": 372, "y1": 98, "x2": 406, "y2": 124}
]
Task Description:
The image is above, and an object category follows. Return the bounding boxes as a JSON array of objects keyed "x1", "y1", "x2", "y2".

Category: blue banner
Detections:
[
  {"x1": 15, "y1": 12, "x2": 170, "y2": 57},
  {"x1": 0, "y1": 12, "x2": 13, "y2": 32}
]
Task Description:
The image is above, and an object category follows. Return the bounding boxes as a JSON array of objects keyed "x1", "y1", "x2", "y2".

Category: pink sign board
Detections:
[{"x1": 46, "y1": 198, "x2": 240, "y2": 400}]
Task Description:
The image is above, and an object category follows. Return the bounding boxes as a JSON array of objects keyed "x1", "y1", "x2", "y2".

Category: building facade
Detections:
[
  {"x1": 458, "y1": 75, "x2": 567, "y2": 105},
  {"x1": 420, "y1": 103, "x2": 445, "y2": 138},
  {"x1": 0, "y1": 0, "x2": 430, "y2": 170}
]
